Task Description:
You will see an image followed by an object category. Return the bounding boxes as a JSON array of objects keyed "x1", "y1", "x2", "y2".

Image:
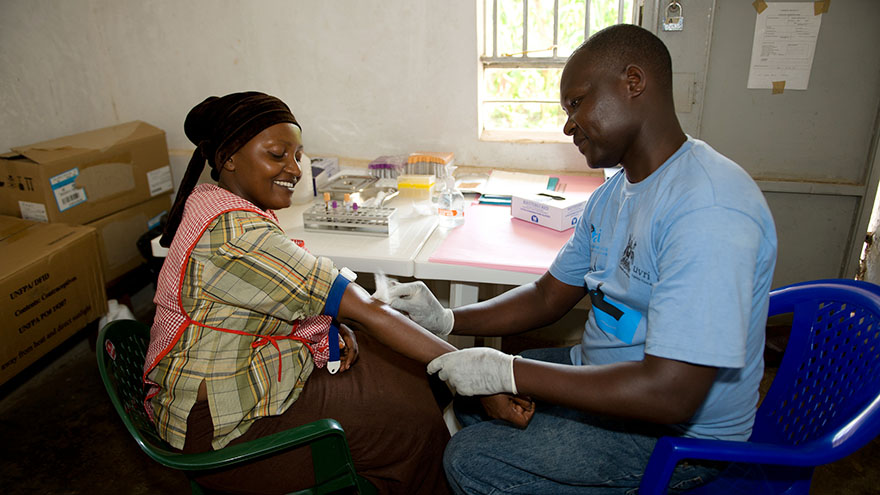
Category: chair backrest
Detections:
[
  {"x1": 97, "y1": 319, "x2": 181, "y2": 457},
  {"x1": 752, "y1": 279, "x2": 880, "y2": 461}
]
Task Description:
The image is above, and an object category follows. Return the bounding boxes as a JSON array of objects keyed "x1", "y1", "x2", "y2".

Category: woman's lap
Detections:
[{"x1": 184, "y1": 331, "x2": 451, "y2": 494}]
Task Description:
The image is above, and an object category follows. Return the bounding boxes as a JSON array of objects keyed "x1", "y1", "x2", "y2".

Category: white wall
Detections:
[
  {"x1": 3, "y1": 0, "x2": 879, "y2": 287},
  {"x1": 0, "y1": 0, "x2": 587, "y2": 187}
]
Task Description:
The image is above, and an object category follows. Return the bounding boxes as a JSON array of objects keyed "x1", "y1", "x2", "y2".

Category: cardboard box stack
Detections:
[
  {"x1": 89, "y1": 193, "x2": 171, "y2": 283},
  {"x1": 0, "y1": 216, "x2": 107, "y2": 386},
  {"x1": 0, "y1": 120, "x2": 174, "y2": 284}
]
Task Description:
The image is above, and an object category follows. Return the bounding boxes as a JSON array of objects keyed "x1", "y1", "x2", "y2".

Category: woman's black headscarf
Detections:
[{"x1": 159, "y1": 92, "x2": 299, "y2": 247}]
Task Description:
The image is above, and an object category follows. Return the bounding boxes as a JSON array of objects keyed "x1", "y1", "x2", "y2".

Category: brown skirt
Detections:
[{"x1": 183, "y1": 331, "x2": 452, "y2": 495}]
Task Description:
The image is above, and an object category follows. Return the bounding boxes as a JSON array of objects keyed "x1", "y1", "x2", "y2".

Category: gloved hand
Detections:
[
  {"x1": 427, "y1": 348, "x2": 519, "y2": 396},
  {"x1": 385, "y1": 281, "x2": 454, "y2": 337}
]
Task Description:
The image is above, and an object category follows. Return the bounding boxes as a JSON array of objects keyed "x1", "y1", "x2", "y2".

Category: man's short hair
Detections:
[{"x1": 573, "y1": 24, "x2": 673, "y2": 91}]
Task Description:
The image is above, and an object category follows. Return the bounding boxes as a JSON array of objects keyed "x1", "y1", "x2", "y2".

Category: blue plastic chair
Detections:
[{"x1": 639, "y1": 279, "x2": 880, "y2": 494}]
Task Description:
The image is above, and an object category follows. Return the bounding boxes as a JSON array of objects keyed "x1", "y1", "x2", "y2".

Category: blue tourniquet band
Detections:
[
  {"x1": 323, "y1": 273, "x2": 351, "y2": 319},
  {"x1": 328, "y1": 323, "x2": 340, "y2": 362},
  {"x1": 324, "y1": 274, "x2": 350, "y2": 365}
]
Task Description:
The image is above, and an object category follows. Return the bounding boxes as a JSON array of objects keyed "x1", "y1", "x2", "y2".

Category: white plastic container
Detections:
[{"x1": 437, "y1": 177, "x2": 465, "y2": 228}]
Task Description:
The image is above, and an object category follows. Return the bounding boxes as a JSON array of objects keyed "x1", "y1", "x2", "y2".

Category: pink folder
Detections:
[{"x1": 428, "y1": 175, "x2": 604, "y2": 274}]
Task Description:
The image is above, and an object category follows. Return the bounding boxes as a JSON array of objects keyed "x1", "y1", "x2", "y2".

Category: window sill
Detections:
[{"x1": 480, "y1": 129, "x2": 570, "y2": 144}]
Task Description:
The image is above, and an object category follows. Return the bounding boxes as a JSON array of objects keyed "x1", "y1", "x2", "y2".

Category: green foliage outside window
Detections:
[{"x1": 485, "y1": 0, "x2": 633, "y2": 132}]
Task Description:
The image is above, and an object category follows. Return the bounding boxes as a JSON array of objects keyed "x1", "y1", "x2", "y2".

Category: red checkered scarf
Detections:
[{"x1": 143, "y1": 184, "x2": 331, "y2": 418}]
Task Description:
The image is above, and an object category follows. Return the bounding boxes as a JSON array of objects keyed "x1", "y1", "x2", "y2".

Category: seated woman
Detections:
[{"x1": 143, "y1": 92, "x2": 459, "y2": 494}]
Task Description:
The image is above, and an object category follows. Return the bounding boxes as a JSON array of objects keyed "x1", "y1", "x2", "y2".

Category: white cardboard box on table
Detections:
[{"x1": 510, "y1": 193, "x2": 588, "y2": 231}]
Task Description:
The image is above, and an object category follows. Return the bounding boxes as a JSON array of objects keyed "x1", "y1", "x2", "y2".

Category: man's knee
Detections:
[
  {"x1": 443, "y1": 428, "x2": 496, "y2": 492},
  {"x1": 443, "y1": 430, "x2": 468, "y2": 475}
]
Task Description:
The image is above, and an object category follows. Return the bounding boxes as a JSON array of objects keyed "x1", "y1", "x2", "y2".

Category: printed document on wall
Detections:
[{"x1": 747, "y1": 2, "x2": 822, "y2": 90}]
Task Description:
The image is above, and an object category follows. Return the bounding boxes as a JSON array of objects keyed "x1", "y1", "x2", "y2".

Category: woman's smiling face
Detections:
[{"x1": 220, "y1": 122, "x2": 304, "y2": 211}]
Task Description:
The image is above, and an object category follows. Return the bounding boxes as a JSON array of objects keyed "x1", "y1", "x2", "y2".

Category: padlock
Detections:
[{"x1": 662, "y1": 1, "x2": 684, "y2": 31}]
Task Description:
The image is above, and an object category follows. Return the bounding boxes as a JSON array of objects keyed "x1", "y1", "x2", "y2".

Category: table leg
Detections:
[{"x1": 446, "y1": 281, "x2": 502, "y2": 350}]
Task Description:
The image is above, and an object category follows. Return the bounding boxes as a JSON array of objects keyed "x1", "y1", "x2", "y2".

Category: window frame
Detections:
[{"x1": 478, "y1": 0, "x2": 639, "y2": 142}]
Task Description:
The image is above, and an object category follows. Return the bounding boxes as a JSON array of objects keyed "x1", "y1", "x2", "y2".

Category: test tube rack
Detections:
[{"x1": 302, "y1": 204, "x2": 398, "y2": 236}]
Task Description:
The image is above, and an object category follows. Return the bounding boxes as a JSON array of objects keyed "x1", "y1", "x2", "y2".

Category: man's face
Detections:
[{"x1": 560, "y1": 51, "x2": 634, "y2": 170}]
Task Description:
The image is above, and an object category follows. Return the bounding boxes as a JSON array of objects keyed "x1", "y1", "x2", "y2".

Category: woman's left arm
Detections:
[{"x1": 337, "y1": 283, "x2": 457, "y2": 364}]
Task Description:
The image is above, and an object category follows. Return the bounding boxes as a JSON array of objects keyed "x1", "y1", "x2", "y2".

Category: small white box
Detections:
[{"x1": 511, "y1": 193, "x2": 588, "y2": 231}]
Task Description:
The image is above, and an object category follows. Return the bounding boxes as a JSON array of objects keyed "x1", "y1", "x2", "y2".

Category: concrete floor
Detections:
[{"x1": 2, "y1": 297, "x2": 879, "y2": 494}]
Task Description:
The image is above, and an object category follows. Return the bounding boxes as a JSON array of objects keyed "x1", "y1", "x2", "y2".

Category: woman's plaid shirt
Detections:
[{"x1": 147, "y1": 186, "x2": 338, "y2": 450}]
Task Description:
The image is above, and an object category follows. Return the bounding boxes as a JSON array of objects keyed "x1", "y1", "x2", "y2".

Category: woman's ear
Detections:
[{"x1": 222, "y1": 157, "x2": 236, "y2": 172}]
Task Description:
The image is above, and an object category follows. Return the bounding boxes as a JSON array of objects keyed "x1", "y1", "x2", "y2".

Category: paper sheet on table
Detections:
[
  {"x1": 747, "y1": 2, "x2": 822, "y2": 90},
  {"x1": 481, "y1": 171, "x2": 551, "y2": 197},
  {"x1": 429, "y1": 175, "x2": 604, "y2": 274}
]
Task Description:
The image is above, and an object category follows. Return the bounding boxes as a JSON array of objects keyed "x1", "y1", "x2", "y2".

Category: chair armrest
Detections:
[
  {"x1": 638, "y1": 436, "x2": 821, "y2": 495},
  {"x1": 150, "y1": 418, "x2": 348, "y2": 471}
]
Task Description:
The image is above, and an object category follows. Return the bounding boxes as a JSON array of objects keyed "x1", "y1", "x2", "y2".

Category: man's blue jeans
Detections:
[{"x1": 444, "y1": 346, "x2": 720, "y2": 494}]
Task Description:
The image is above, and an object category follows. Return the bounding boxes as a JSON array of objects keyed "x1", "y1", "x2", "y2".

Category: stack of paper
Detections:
[{"x1": 479, "y1": 171, "x2": 553, "y2": 205}]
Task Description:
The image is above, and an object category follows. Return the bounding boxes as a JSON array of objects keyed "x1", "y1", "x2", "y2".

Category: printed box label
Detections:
[{"x1": 49, "y1": 168, "x2": 87, "y2": 212}]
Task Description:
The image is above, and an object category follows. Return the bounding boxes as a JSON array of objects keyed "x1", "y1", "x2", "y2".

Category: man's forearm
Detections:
[
  {"x1": 452, "y1": 273, "x2": 586, "y2": 337},
  {"x1": 513, "y1": 355, "x2": 717, "y2": 424}
]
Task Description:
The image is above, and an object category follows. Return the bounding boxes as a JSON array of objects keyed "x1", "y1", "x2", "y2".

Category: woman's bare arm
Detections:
[{"x1": 336, "y1": 283, "x2": 457, "y2": 364}]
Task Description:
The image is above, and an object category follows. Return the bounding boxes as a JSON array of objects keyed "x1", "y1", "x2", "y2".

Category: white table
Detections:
[
  {"x1": 413, "y1": 172, "x2": 606, "y2": 348},
  {"x1": 415, "y1": 224, "x2": 542, "y2": 349},
  {"x1": 274, "y1": 196, "x2": 438, "y2": 277},
  {"x1": 152, "y1": 196, "x2": 439, "y2": 278}
]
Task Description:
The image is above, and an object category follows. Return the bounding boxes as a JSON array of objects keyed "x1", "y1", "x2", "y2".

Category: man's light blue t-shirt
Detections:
[{"x1": 549, "y1": 137, "x2": 777, "y2": 441}]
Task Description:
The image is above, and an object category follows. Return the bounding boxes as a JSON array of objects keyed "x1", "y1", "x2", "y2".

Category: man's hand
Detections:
[
  {"x1": 481, "y1": 394, "x2": 535, "y2": 429},
  {"x1": 427, "y1": 348, "x2": 518, "y2": 396},
  {"x1": 385, "y1": 281, "x2": 454, "y2": 337}
]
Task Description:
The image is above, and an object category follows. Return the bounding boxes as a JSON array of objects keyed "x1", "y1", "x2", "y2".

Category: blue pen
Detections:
[{"x1": 327, "y1": 322, "x2": 340, "y2": 374}]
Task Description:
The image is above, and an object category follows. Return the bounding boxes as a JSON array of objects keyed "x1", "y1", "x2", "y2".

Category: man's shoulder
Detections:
[
  {"x1": 674, "y1": 139, "x2": 747, "y2": 181},
  {"x1": 668, "y1": 140, "x2": 763, "y2": 204}
]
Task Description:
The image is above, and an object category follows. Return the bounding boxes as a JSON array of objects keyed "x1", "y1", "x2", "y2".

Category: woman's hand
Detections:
[
  {"x1": 338, "y1": 324, "x2": 359, "y2": 372},
  {"x1": 480, "y1": 394, "x2": 536, "y2": 429}
]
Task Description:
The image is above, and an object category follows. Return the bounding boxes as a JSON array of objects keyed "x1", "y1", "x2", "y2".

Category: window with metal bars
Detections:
[{"x1": 480, "y1": 0, "x2": 639, "y2": 140}]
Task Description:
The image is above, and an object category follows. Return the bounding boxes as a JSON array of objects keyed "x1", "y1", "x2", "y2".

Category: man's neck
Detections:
[{"x1": 621, "y1": 118, "x2": 686, "y2": 183}]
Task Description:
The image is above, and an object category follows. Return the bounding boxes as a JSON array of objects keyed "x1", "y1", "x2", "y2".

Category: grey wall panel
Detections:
[
  {"x1": 701, "y1": 0, "x2": 880, "y2": 183},
  {"x1": 765, "y1": 192, "x2": 859, "y2": 287}
]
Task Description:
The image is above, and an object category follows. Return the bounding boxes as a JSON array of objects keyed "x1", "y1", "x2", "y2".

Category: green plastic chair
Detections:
[{"x1": 96, "y1": 319, "x2": 376, "y2": 495}]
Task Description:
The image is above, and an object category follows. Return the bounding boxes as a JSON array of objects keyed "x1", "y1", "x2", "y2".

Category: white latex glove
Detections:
[
  {"x1": 385, "y1": 281, "x2": 454, "y2": 337},
  {"x1": 427, "y1": 348, "x2": 519, "y2": 396}
]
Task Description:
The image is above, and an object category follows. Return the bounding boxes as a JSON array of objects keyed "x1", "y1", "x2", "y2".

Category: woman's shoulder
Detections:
[
  {"x1": 191, "y1": 210, "x2": 282, "y2": 258},
  {"x1": 210, "y1": 209, "x2": 280, "y2": 236}
]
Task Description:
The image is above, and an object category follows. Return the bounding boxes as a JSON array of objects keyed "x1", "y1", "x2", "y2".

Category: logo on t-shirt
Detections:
[
  {"x1": 590, "y1": 224, "x2": 601, "y2": 243},
  {"x1": 617, "y1": 234, "x2": 652, "y2": 285},
  {"x1": 589, "y1": 283, "x2": 642, "y2": 344},
  {"x1": 619, "y1": 235, "x2": 636, "y2": 275}
]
